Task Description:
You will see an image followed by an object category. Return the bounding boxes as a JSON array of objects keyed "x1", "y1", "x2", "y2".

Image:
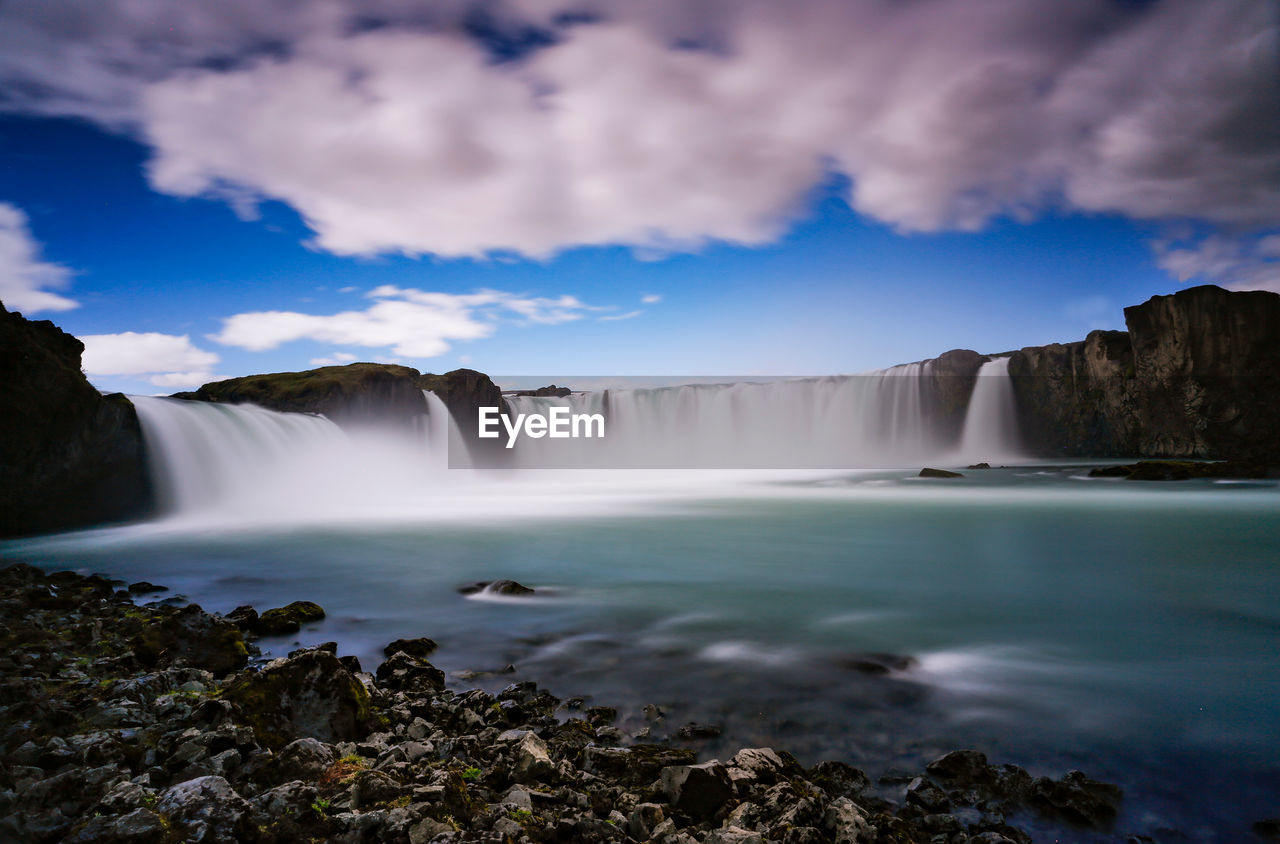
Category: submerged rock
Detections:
[
  {"x1": 919, "y1": 467, "x2": 964, "y2": 478},
  {"x1": 457, "y1": 579, "x2": 536, "y2": 596},
  {"x1": 837, "y1": 652, "x2": 917, "y2": 674}
]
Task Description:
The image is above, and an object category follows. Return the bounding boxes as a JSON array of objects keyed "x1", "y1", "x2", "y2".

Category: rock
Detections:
[
  {"x1": 62, "y1": 807, "x2": 168, "y2": 843},
  {"x1": 157, "y1": 775, "x2": 252, "y2": 843},
  {"x1": 513, "y1": 731, "x2": 553, "y2": 783},
  {"x1": 906, "y1": 776, "x2": 951, "y2": 813},
  {"x1": 808, "y1": 760, "x2": 871, "y2": 799},
  {"x1": 224, "y1": 650, "x2": 374, "y2": 750},
  {"x1": 837, "y1": 652, "x2": 917, "y2": 674},
  {"x1": 274, "y1": 737, "x2": 336, "y2": 782},
  {"x1": 706, "y1": 826, "x2": 765, "y2": 844},
  {"x1": 255, "y1": 601, "x2": 326, "y2": 636},
  {"x1": 729, "y1": 748, "x2": 794, "y2": 785},
  {"x1": 967, "y1": 462, "x2": 992, "y2": 469},
  {"x1": 383, "y1": 637, "x2": 438, "y2": 659},
  {"x1": 131, "y1": 604, "x2": 248, "y2": 676},
  {"x1": 0, "y1": 304, "x2": 153, "y2": 537},
  {"x1": 1028, "y1": 770, "x2": 1122, "y2": 828},
  {"x1": 352, "y1": 768, "x2": 406, "y2": 808},
  {"x1": 457, "y1": 579, "x2": 535, "y2": 596},
  {"x1": 224, "y1": 605, "x2": 258, "y2": 632},
  {"x1": 628, "y1": 803, "x2": 666, "y2": 840},
  {"x1": 926, "y1": 749, "x2": 997, "y2": 788},
  {"x1": 676, "y1": 721, "x2": 723, "y2": 740},
  {"x1": 583, "y1": 745, "x2": 698, "y2": 785},
  {"x1": 512, "y1": 384, "x2": 573, "y2": 398},
  {"x1": 127, "y1": 581, "x2": 166, "y2": 594},
  {"x1": 374, "y1": 652, "x2": 446, "y2": 692},
  {"x1": 661, "y1": 761, "x2": 733, "y2": 820},
  {"x1": 919, "y1": 467, "x2": 963, "y2": 478},
  {"x1": 409, "y1": 817, "x2": 456, "y2": 844},
  {"x1": 823, "y1": 797, "x2": 871, "y2": 844}
]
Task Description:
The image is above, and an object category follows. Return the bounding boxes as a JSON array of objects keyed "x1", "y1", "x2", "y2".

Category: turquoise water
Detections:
[{"x1": 4, "y1": 466, "x2": 1278, "y2": 839}]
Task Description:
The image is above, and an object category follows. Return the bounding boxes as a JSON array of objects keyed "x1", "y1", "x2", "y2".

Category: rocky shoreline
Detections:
[{"x1": 0, "y1": 563, "x2": 1188, "y2": 844}]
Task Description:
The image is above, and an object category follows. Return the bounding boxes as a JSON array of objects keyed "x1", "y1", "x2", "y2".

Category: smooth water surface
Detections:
[{"x1": 4, "y1": 467, "x2": 1278, "y2": 840}]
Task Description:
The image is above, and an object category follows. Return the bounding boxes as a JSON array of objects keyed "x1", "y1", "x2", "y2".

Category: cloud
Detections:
[
  {"x1": 211, "y1": 286, "x2": 599, "y2": 357},
  {"x1": 641, "y1": 294, "x2": 662, "y2": 304},
  {"x1": 0, "y1": 202, "x2": 78, "y2": 313},
  {"x1": 1, "y1": 1, "x2": 1276, "y2": 280},
  {"x1": 598, "y1": 310, "x2": 642, "y2": 322},
  {"x1": 79, "y1": 331, "x2": 225, "y2": 387}
]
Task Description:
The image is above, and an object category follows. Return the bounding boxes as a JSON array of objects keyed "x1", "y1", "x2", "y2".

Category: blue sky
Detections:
[{"x1": 0, "y1": 1, "x2": 1275, "y2": 394}]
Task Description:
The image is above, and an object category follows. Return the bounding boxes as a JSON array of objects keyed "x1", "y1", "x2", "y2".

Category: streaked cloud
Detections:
[
  {"x1": 211, "y1": 286, "x2": 600, "y2": 358},
  {"x1": 1, "y1": 0, "x2": 1275, "y2": 283}
]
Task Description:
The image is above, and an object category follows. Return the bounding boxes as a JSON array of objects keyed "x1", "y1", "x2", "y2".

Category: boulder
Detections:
[
  {"x1": 274, "y1": 737, "x2": 336, "y2": 782},
  {"x1": 383, "y1": 637, "x2": 438, "y2": 659},
  {"x1": 156, "y1": 775, "x2": 252, "y2": 843},
  {"x1": 131, "y1": 604, "x2": 248, "y2": 676},
  {"x1": 62, "y1": 807, "x2": 168, "y2": 843},
  {"x1": 224, "y1": 650, "x2": 374, "y2": 750},
  {"x1": 255, "y1": 601, "x2": 325, "y2": 636},
  {"x1": 374, "y1": 652, "x2": 446, "y2": 692},
  {"x1": 661, "y1": 761, "x2": 733, "y2": 820},
  {"x1": 513, "y1": 731, "x2": 554, "y2": 783},
  {"x1": 1028, "y1": 770, "x2": 1122, "y2": 829},
  {"x1": 919, "y1": 467, "x2": 963, "y2": 478}
]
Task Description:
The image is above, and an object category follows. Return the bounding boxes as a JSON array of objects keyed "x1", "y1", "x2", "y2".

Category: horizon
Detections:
[{"x1": 1, "y1": 0, "x2": 1276, "y2": 396}]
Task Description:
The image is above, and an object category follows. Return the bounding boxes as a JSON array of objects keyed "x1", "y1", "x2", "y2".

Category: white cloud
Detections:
[
  {"x1": 641, "y1": 294, "x2": 662, "y2": 304},
  {"x1": 0, "y1": 202, "x2": 78, "y2": 313},
  {"x1": 598, "y1": 310, "x2": 642, "y2": 322},
  {"x1": 80, "y1": 331, "x2": 224, "y2": 387},
  {"x1": 211, "y1": 286, "x2": 599, "y2": 358},
  {"x1": 337, "y1": 286, "x2": 360, "y2": 294},
  {"x1": 1, "y1": 0, "x2": 1276, "y2": 281}
]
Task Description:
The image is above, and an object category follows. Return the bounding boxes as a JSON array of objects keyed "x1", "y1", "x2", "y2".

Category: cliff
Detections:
[
  {"x1": 418, "y1": 369, "x2": 510, "y2": 465},
  {"x1": 1007, "y1": 285, "x2": 1280, "y2": 459},
  {"x1": 0, "y1": 302, "x2": 152, "y2": 537}
]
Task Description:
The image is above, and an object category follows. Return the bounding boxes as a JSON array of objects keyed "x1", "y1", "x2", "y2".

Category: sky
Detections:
[{"x1": 0, "y1": 0, "x2": 1276, "y2": 394}]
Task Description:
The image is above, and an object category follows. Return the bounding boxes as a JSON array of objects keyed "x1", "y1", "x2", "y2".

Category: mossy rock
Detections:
[
  {"x1": 131, "y1": 604, "x2": 249, "y2": 677},
  {"x1": 225, "y1": 650, "x2": 373, "y2": 751},
  {"x1": 256, "y1": 601, "x2": 326, "y2": 636}
]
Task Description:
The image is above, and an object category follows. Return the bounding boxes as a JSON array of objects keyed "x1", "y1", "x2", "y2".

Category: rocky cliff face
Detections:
[
  {"x1": 1007, "y1": 286, "x2": 1279, "y2": 459},
  {"x1": 0, "y1": 303, "x2": 151, "y2": 537},
  {"x1": 1124, "y1": 285, "x2": 1280, "y2": 459},
  {"x1": 923, "y1": 348, "x2": 988, "y2": 446}
]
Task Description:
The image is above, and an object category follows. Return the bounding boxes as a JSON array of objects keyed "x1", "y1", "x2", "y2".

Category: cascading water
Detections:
[
  {"x1": 131, "y1": 395, "x2": 448, "y2": 522},
  {"x1": 957, "y1": 356, "x2": 1023, "y2": 462},
  {"x1": 505, "y1": 364, "x2": 950, "y2": 469}
]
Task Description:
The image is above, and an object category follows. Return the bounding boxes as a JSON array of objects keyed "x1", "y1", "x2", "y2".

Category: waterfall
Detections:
[
  {"x1": 958, "y1": 357, "x2": 1023, "y2": 462},
  {"x1": 132, "y1": 395, "x2": 447, "y2": 520},
  {"x1": 505, "y1": 364, "x2": 951, "y2": 469}
]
